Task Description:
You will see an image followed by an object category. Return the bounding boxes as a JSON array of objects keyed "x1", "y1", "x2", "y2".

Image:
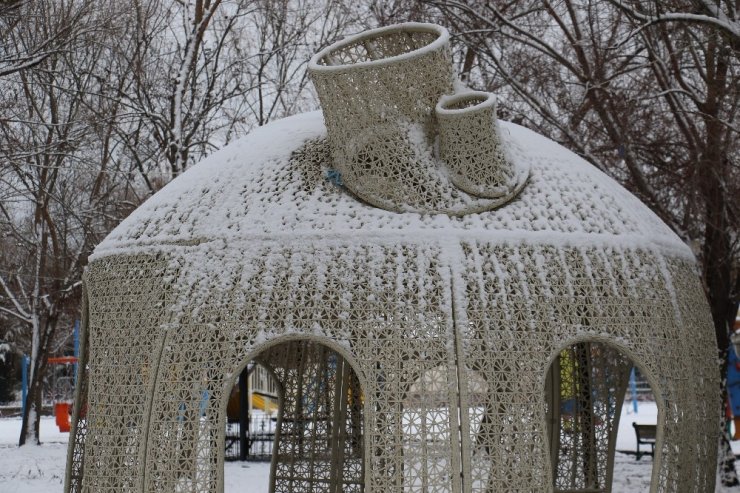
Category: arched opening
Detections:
[
  {"x1": 545, "y1": 340, "x2": 660, "y2": 493},
  {"x1": 223, "y1": 338, "x2": 364, "y2": 493}
]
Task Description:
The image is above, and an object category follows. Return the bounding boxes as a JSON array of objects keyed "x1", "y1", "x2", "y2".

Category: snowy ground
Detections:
[
  {"x1": 1, "y1": 403, "x2": 739, "y2": 492},
  {"x1": 0, "y1": 417, "x2": 69, "y2": 493}
]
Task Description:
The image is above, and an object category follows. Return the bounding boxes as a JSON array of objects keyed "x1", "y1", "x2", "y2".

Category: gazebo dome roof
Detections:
[
  {"x1": 72, "y1": 24, "x2": 717, "y2": 493},
  {"x1": 93, "y1": 111, "x2": 687, "y2": 262}
]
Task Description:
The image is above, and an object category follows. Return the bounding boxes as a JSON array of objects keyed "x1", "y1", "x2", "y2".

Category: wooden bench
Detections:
[{"x1": 632, "y1": 422, "x2": 657, "y2": 460}]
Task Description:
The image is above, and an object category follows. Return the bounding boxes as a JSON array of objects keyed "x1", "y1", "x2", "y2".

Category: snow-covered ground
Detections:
[
  {"x1": 0, "y1": 417, "x2": 69, "y2": 493},
  {"x1": 1, "y1": 403, "x2": 738, "y2": 492}
]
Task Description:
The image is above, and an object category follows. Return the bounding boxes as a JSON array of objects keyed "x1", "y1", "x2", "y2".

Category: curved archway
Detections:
[
  {"x1": 219, "y1": 337, "x2": 366, "y2": 493},
  {"x1": 543, "y1": 337, "x2": 664, "y2": 493}
]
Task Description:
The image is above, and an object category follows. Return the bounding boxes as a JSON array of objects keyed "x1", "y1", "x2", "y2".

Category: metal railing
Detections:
[{"x1": 224, "y1": 414, "x2": 276, "y2": 461}]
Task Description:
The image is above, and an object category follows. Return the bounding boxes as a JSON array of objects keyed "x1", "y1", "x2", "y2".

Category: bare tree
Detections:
[
  {"x1": 0, "y1": 0, "x2": 142, "y2": 446},
  {"x1": 110, "y1": 0, "x2": 365, "y2": 193},
  {"x1": 103, "y1": 0, "x2": 255, "y2": 191},
  {"x1": 241, "y1": 0, "x2": 362, "y2": 127},
  {"x1": 0, "y1": 0, "x2": 97, "y2": 77},
  {"x1": 609, "y1": 0, "x2": 740, "y2": 40}
]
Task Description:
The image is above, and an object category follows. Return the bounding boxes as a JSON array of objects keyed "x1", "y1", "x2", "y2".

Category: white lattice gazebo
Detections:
[{"x1": 65, "y1": 23, "x2": 718, "y2": 493}]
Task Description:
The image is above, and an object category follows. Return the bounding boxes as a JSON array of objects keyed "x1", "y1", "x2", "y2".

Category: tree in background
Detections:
[
  {"x1": 241, "y1": 0, "x2": 360, "y2": 126},
  {"x1": 0, "y1": 345, "x2": 14, "y2": 404},
  {"x1": 112, "y1": 0, "x2": 362, "y2": 192},
  {"x1": 0, "y1": 0, "x2": 94, "y2": 78},
  {"x1": 0, "y1": 0, "x2": 128, "y2": 445}
]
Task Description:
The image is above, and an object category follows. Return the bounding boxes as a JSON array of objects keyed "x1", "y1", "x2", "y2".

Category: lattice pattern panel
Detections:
[
  {"x1": 71, "y1": 242, "x2": 718, "y2": 493},
  {"x1": 659, "y1": 259, "x2": 719, "y2": 491},
  {"x1": 255, "y1": 340, "x2": 364, "y2": 493},
  {"x1": 310, "y1": 24, "x2": 451, "y2": 213},
  {"x1": 77, "y1": 255, "x2": 171, "y2": 493},
  {"x1": 455, "y1": 241, "x2": 718, "y2": 493},
  {"x1": 437, "y1": 92, "x2": 523, "y2": 199},
  {"x1": 547, "y1": 342, "x2": 630, "y2": 491},
  {"x1": 135, "y1": 241, "x2": 459, "y2": 493},
  {"x1": 65, "y1": 291, "x2": 90, "y2": 493}
]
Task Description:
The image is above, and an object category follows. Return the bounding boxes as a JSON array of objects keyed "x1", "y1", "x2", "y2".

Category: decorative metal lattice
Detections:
[
  {"x1": 65, "y1": 21, "x2": 718, "y2": 493},
  {"x1": 546, "y1": 342, "x2": 631, "y2": 492},
  {"x1": 255, "y1": 340, "x2": 364, "y2": 493},
  {"x1": 65, "y1": 292, "x2": 90, "y2": 493},
  {"x1": 436, "y1": 92, "x2": 523, "y2": 199}
]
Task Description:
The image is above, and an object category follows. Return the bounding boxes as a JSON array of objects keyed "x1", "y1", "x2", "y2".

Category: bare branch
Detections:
[
  {"x1": 0, "y1": 275, "x2": 30, "y2": 321},
  {"x1": 608, "y1": 0, "x2": 740, "y2": 41}
]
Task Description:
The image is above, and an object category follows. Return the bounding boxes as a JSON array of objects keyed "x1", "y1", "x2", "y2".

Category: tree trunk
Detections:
[
  {"x1": 18, "y1": 357, "x2": 47, "y2": 446},
  {"x1": 18, "y1": 314, "x2": 57, "y2": 446},
  {"x1": 700, "y1": 98, "x2": 737, "y2": 483}
]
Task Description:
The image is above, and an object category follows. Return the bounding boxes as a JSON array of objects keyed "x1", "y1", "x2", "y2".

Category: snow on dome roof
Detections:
[
  {"x1": 94, "y1": 22, "x2": 688, "y2": 262},
  {"x1": 92, "y1": 111, "x2": 687, "y2": 261}
]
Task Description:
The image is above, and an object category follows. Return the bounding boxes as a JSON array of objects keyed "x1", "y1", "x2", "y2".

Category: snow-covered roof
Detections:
[{"x1": 92, "y1": 111, "x2": 688, "y2": 261}]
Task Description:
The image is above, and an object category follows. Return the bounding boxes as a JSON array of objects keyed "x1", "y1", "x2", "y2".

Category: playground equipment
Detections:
[
  {"x1": 48, "y1": 356, "x2": 78, "y2": 432},
  {"x1": 21, "y1": 320, "x2": 79, "y2": 432},
  {"x1": 20, "y1": 354, "x2": 77, "y2": 432},
  {"x1": 66, "y1": 22, "x2": 717, "y2": 493}
]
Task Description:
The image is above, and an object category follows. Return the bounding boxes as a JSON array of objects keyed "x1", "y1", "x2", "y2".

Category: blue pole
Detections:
[
  {"x1": 21, "y1": 354, "x2": 29, "y2": 418},
  {"x1": 73, "y1": 319, "x2": 80, "y2": 382},
  {"x1": 630, "y1": 367, "x2": 638, "y2": 413}
]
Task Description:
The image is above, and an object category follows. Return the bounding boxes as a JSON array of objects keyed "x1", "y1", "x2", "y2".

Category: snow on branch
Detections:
[
  {"x1": 0, "y1": 275, "x2": 31, "y2": 323},
  {"x1": 609, "y1": 0, "x2": 740, "y2": 40}
]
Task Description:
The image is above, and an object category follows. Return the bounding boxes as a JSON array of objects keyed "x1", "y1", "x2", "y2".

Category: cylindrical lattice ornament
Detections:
[
  {"x1": 309, "y1": 23, "x2": 455, "y2": 212},
  {"x1": 436, "y1": 92, "x2": 519, "y2": 199}
]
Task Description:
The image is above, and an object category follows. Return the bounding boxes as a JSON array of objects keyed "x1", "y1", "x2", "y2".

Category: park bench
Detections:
[{"x1": 632, "y1": 422, "x2": 657, "y2": 460}]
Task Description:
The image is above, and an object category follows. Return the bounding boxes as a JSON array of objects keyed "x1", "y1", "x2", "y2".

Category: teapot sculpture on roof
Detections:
[{"x1": 309, "y1": 22, "x2": 529, "y2": 214}]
